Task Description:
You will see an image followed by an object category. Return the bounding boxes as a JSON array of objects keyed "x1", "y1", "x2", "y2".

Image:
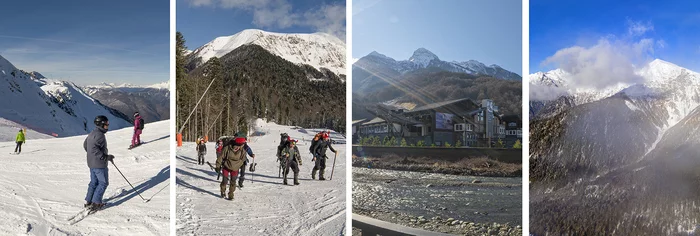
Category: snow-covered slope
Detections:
[
  {"x1": 0, "y1": 118, "x2": 53, "y2": 141},
  {"x1": 0, "y1": 120, "x2": 170, "y2": 235},
  {"x1": 176, "y1": 119, "x2": 346, "y2": 235},
  {"x1": 0, "y1": 54, "x2": 131, "y2": 137},
  {"x1": 354, "y1": 48, "x2": 521, "y2": 81},
  {"x1": 189, "y1": 29, "x2": 346, "y2": 77}
]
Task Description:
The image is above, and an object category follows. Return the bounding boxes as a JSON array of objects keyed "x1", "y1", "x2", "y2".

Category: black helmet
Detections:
[
  {"x1": 134, "y1": 112, "x2": 140, "y2": 117},
  {"x1": 94, "y1": 115, "x2": 109, "y2": 126}
]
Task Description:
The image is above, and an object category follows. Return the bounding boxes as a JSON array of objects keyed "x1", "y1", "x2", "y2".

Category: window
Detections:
[{"x1": 509, "y1": 122, "x2": 517, "y2": 127}]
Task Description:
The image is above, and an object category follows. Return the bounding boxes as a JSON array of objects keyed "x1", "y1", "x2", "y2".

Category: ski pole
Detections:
[
  {"x1": 110, "y1": 160, "x2": 149, "y2": 203},
  {"x1": 330, "y1": 152, "x2": 337, "y2": 180}
]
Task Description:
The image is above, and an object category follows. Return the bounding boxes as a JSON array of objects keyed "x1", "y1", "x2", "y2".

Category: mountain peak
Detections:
[
  {"x1": 191, "y1": 29, "x2": 346, "y2": 76},
  {"x1": 409, "y1": 48, "x2": 439, "y2": 67},
  {"x1": 368, "y1": 51, "x2": 387, "y2": 58}
]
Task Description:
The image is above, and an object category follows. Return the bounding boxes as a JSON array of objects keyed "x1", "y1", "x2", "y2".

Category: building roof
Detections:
[
  {"x1": 352, "y1": 119, "x2": 369, "y2": 126},
  {"x1": 409, "y1": 98, "x2": 475, "y2": 113},
  {"x1": 363, "y1": 117, "x2": 386, "y2": 125}
]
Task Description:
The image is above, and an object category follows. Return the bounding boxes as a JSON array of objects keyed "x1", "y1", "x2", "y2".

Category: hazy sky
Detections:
[
  {"x1": 353, "y1": 0, "x2": 523, "y2": 75},
  {"x1": 0, "y1": 0, "x2": 169, "y2": 86}
]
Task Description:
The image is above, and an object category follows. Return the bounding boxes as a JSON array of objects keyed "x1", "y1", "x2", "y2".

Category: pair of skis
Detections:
[{"x1": 66, "y1": 203, "x2": 110, "y2": 225}]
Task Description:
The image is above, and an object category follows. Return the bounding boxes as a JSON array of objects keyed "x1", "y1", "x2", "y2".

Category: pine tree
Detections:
[{"x1": 513, "y1": 139, "x2": 522, "y2": 149}]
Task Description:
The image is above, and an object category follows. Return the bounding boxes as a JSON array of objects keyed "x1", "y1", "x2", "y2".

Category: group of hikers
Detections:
[
  {"x1": 196, "y1": 130, "x2": 337, "y2": 200},
  {"x1": 83, "y1": 112, "x2": 145, "y2": 211}
]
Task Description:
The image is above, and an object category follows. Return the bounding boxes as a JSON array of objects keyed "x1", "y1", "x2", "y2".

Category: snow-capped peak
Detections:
[
  {"x1": 408, "y1": 48, "x2": 439, "y2": 67},
  {"x1": 639, "y1": 59, "x2": 700, "y2": 83},
  {"x1": 190, "y1": 29, "x2": 346, "y2": 77}
]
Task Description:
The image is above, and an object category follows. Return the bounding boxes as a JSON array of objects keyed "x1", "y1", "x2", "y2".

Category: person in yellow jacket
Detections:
[{"x1": 14, "y1": 129, "x2": 25, "y2": 154}]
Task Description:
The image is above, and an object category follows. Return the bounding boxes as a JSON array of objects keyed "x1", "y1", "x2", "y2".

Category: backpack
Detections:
[
  {"x1": 310, "y1": 133, "x2": 322, "y2": 153},
  {"x1": 138, "y1": 118, "x2": 145, "y2": 130}
]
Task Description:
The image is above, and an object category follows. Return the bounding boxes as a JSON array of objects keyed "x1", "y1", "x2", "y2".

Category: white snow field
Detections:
[
  {"x1": 0, "y1": 120, "x2": 170, "y2": 235},
  {"x1": 176, "y1": 119, "x2": 347, "y2": 235}
]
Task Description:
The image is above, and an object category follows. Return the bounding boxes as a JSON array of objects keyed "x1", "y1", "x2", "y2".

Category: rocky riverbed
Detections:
[{"x1": 353, "y1": 167, "x2": 522, "y2": 235}]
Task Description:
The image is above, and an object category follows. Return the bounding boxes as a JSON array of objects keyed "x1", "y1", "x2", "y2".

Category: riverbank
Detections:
[
  {"x1": 352, "y1": 154, "x2": 521, "y2": 177},
  {"x1": 352, "y1": 209, "x2": 522, "y2": 236}
]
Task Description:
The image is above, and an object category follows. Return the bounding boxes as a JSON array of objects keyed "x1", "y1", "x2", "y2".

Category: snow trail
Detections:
[
  {"x1": 176, "y1": 119, "x2": 347, "y2": 235},
  {"x1": 0, "y1": 120, "x2": 170, "y2": 235}
]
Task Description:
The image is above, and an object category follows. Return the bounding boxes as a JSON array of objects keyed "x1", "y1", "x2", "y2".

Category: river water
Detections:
[{"x1": 353, "y1": 167, "x2": 522, "y2": 225}]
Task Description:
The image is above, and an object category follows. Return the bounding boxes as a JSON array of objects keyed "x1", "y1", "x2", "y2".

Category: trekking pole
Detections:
[
  {"x1": 110, "y1": 160, "x2": 149, "y2": 203},
  {"x1": 330, "y1": 152, "x2": 337, "y2": 180}
]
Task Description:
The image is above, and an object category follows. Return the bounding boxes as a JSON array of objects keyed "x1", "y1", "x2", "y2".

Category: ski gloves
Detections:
[{"x1": 101, "y1": 154, "x2": 115, "y2": 162}]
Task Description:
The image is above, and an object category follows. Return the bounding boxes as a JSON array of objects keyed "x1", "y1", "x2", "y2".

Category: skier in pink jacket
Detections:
[{"x1": 131, "y1": 112, "x2": 144, "y2": 148}]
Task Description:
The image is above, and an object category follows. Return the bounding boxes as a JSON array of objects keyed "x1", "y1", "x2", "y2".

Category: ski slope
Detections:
[
  {"x1": 176, "y1": 119, "x2": 347, "y2": 235},
  {"x1": 0, "y1": 120, "x2": 170, "y2": 235}
]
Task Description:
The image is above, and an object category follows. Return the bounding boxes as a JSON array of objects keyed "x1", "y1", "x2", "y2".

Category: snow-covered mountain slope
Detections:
[
  {"x1": 0, "y1": 54, "x2": 131, "y2": 137},
  {"x1": 0, "y1": 118, "x2": 53, "y2": 141},
  {"x1": 0, "y1": 120, "x2": 170, "y2": 235},
  {"x1": 176, "y1": 119, "x2": 346, "y2": 235},
  {"x1": 353, "y1": 48, "x2": 521, "y2": 81},
  {"x1": 189, "y1": 29, "x2": 346, "y2": 77},
  {"x1": 82, "y1": 82, "x2": 171, "y2": 122},
  {"x1": 530, "y1": 60, "x2": 700, "y2": 234}
]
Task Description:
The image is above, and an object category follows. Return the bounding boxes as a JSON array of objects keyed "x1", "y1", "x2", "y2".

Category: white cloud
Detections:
[
  {"x1": 626, "y1": 19, "x2": 654, "y2": 36},
  {"x1": 530, "y1": 83, "x2": 569, "y2": 101},
  {"x1": 543, "y1": 37, "x2": 655, "y2": 90},
  {"x1": 656, "y1": 39, "x2": 666, "y2": 49},
  {"x1": 187, "y1": 0, "x2": 346, "y2": 39}
]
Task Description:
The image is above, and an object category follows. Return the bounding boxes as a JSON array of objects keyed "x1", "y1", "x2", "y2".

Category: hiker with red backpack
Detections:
[
  {"x1": 215, "y1": 137, "x2": 247, "y2": 200},
  {"x1": 311, "y1": 132, "x2": 336, "y2": 180},
  {"x1": 130, "y1": 112, "x2": 144, "y2": 149}
]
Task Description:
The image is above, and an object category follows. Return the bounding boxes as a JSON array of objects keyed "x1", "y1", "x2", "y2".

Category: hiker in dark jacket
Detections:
[
  {"x1": 311, "y1": 133, "x2": 336, "y2": 180},
  {"x1": 196, "y1": 137, "x2": 207, "y2": 165},
  {"x1": 234, "y1": 132, "x2": 255, "y2": 188},
  {"x1": 281, "y1": 140, "x2": 302, "y2": 185},
  {"x1": 14, "y1": 129, "x2": 25, "y2": 154},
  {"x1": 83, "y1": 115, "x2": 114, "y2": 210}
]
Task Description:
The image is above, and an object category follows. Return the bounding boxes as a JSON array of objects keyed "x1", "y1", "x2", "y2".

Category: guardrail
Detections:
[{"x1": 352, "y1": 214, "x2": 454, "y2": 236}]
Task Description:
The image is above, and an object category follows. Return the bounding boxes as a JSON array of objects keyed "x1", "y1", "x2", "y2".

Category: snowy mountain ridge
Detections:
[
  {"x1": 189, "y1": 29, "x2": 346, "y2": 77},
  {"x1": 356, "y1": 48, "x2": 522, "y2": 80},
  {"x1": 530, "y1": 59, "x2": 700, "y2": 112},
  {"x1": 0, "y1": 54, "x2": 132, "y2": 137}
]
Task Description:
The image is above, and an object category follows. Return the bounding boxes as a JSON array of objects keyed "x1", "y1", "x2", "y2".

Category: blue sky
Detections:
[
  {"x1": 531, "y1": 0, "x2": 700, "y2": 73},
  {"x1": 0, "y1": 0, "x2": 169, "y2": 86},
  {"x1": 353, "y1": 0, "x2": 522, "y2": 75},
  {"x1": 177, "y1": 0, "x2": 346, "y2": 50}
]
